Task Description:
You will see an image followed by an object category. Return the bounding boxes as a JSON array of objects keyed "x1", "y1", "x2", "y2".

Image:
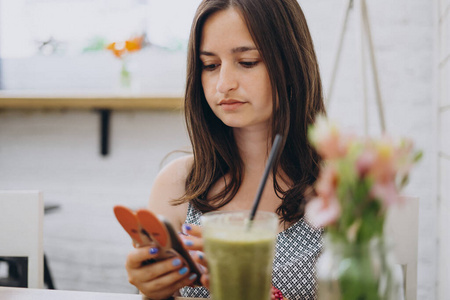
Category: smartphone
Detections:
[
  {"x1": 159, "y1": 215, "x2": 203, "y2": 285},
  {"x1": 113, "y1": 205, "x2": 202, "y2": 286}
]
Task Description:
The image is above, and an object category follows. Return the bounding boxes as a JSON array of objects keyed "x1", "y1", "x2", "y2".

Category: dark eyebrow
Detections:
[
  {"x1": 231, "y1": 46, "x2": 258, "y2": 53},
  {"x1": 200, "y1": 50, "x2": 215, "y2": 56},
  {"x1": 200, "y1": 46, "x2": 258, "y2": 56}
]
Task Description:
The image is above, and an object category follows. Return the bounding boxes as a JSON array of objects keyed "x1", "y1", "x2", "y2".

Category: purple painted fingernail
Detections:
[
  {"x1": 189, "y1": 273, "x2": 197, "y2": 280},
  {"x1": 182, "y1": 224, "x2": 192, "y2": 235},
  {"x1": 184, "y1": 240, "x2": 194, "y2": 247},
  {"x1": 149, "y1": 248, "x2": 159, "y2": 254},
  {"x1": 198, "y1": 252, "x2": 204, "y2": 260},
  {"x1": 179, "y1": 267, "x2": 188, "y2": 275},
  {"x1": 172, "y1": 258, "x2": 181, "y2": 266}
]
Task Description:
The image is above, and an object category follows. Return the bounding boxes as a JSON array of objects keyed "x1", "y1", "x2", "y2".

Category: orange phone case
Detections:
[{"x1": 113, "y1": 205, "x2": 202, "y2": 285}]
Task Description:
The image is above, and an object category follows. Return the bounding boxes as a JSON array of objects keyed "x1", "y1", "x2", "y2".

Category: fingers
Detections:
[
  {"x1": 180, "y1": 224, "x2": 207, "y2": 285},
  {"x1": 182, "y1": 223, "x2": 202, "y2": 237},
  {"x1": 125, "y1": 226, "x2": 206, "y2": 299},
  {"x1": 138, "y1": 262, "x2": 198, "y2": 298},
  {"x1": 132, "y1": 256, "x2": 183, "y2": 281},
  {"x1": 126, "y1": 249, "x2": 198, "y2": 299},
  {"x1": 126, "y1": 246, "x2": 161, "y2": 269},
  {"x1": 180, "y1": 235, "x2": 204, "y2": 251},
  {"x1": 180, "y1": 224, "x2": 204, "y2": 251},
  {"x1": 196, "y1": 250, "x2": 210, "y2": 289},
  {"x1": 189, "y1": 250, "x2": 208, "y2": 269},
  {"x1": 200, "y1": 273, "x2": 210, "y2": 289}
]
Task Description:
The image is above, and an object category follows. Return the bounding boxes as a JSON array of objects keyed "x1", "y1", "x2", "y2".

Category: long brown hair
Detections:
[{"x1": 176, "y1": 0, "x2": 325, "y2": 224}]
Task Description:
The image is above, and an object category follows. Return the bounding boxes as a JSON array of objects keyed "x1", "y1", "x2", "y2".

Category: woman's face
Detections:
[{"x1": 200, "y1": 8, "x2": 273, "y2": 131}]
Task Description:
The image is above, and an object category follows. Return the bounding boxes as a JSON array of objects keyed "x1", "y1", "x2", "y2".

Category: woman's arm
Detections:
[
  {"x1": 147, "y1": 155, "x2": 194, "y2": 229},
  {"x1": 125, "y1": 155, "x2": 198, "y2": 299}
]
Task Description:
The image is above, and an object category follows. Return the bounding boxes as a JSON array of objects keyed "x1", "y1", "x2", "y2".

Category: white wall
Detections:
[
  {"x1": 304, "y1": 0, "x2": 436, "y2": 297},
  {"x1": 0, "y1": 110, "x2": 190, "y2": 293},
  {"x1": 436, "y1": 0, "x2": 450, "y2": 298},
  {"x1": 0, "y1": 0, "x2": 439, "y2": 298}
]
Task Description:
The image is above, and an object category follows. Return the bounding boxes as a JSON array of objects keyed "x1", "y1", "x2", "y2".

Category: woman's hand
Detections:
[
  {"x1": 125, "y1": 245, "x2": 198, "y2": 299},
  {"x1": 179, "y1": 224, "x2": 210, "y2": 288}
]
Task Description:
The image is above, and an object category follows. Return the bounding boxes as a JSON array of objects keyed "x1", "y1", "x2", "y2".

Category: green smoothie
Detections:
[{"x1": 202, "y1": 211, "x2": 278, "y2": 300}]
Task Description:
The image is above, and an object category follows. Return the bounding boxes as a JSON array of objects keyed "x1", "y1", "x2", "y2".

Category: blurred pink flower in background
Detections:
[
  {"x1": 315, "y1": 164, "x2": 338, "y2": 201},
  {"x1": 308, "y1": 116, "x2": 351, "y2": 160},
  {"x1": 370, "y1": 137, "x2": 396, "y2": 184},
  {"x1": 305, "y1": 196, "x2": 340, "y2": 228},
  {"x1": 306, "y1": 164, "x2": 340, "y2": 227},
  {"x1": 371, "y1": 181, "x2": 399, "y2": 206},
  {"x1": 305, "y1": 116, "x2": 422, "y2": 243},
  {"x1": 355, "y1": 147, "x2": 376, "y2": 177}
]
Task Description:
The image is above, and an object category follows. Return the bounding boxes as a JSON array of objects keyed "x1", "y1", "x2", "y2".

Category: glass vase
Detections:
[
  {"x1": 117, "y1": 56, "x2": 141, "y2": 95},
  {"x1": 316, "y1": 236, "x2": 404, "y2": 300},
  {"x1": 120, "y1": 58, "x2": 132, "y2": 89}
]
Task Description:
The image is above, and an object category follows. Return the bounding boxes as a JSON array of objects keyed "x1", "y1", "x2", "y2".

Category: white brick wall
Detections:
[
  {"x1": 437, "y1": 0, "x2": 450, "y2": 298},
  {"x1": 0, "y1": 0, "x2": 439, "y2": 298},
  {"x1": 0, "y1": 110, "x2": 190, "y2": 293},
  {"x1": 305, "y1": 0, "x2": 436, "y2": 297}
]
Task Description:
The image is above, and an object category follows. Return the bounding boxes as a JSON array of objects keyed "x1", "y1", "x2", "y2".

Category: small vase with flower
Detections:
[
  {"x1": 306, "y1": 116, "x2": 422, "y2": 300},
  {"x1": 106, "y1": 35, "x2": 145, "y2": 93}
]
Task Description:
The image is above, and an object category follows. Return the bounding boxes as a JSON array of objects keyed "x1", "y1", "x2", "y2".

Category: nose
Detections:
[{"x1": 216, "y1": 64, "x2": 238, "y2": 94}]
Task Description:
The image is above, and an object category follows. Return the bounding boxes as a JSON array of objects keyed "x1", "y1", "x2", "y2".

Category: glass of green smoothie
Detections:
[{"x1": 201, "y1": 210, "x2": 278, "y2": 300}]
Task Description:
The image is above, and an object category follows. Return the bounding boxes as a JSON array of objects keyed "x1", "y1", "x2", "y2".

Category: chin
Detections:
[
  {"x1": 221, "y1": 120, "x2": 267, "y2": 131},
  {"x1": 222, "y1": 121, "x2": 245, "y2": 128}
]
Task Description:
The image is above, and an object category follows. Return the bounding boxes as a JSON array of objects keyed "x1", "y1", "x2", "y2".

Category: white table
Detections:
[{"x1": 0, "y1": 287, "x2": 202, "y2": 300}]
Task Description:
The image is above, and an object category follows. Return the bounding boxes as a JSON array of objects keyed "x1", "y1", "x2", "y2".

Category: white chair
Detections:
[
  {"x1": 385, "y1": 196, "x2": 419, "y2": 300},
  {"x1": 0, "y1": 190, "x2": 44, "y2": 288}
]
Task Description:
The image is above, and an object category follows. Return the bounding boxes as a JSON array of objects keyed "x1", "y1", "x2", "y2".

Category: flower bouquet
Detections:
[
  {"x1": 106, "y1": 35, "x2": 145, "y2": 89},
  {"x1": 306, "y1": 116, "x2": 422, "y2": 300}
]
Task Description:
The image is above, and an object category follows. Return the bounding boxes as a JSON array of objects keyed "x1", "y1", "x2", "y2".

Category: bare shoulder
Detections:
[{"x1": 148, "y1": 154, "x2": 193, "y2": 230}]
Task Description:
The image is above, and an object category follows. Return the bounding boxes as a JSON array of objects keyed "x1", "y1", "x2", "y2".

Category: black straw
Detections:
[{"x1": 248, "y1": 134, "x2": 283, "y2": 222}]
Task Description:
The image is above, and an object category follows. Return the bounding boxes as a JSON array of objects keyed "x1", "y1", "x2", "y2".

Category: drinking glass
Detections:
[{"x1": 201, "y1": 210, "x2": 278, "y2": 300}]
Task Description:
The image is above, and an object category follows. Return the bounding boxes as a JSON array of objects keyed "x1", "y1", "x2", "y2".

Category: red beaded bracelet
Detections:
[{"x1": 272, "y1": 286, "x2": 284, "y2": 300}]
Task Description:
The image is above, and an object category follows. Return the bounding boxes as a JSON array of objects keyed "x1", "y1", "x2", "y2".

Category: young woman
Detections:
[{"x1": 125, "y1": 0, "x2": 325, "y2": 299}]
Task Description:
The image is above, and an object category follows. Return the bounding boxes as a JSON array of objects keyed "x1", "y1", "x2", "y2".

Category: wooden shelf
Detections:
[
  {"x1": 0, "y1": 92, "x2": 185, "y2": 156},
  {"x1": 0, "y1": 93, "x2": 184, "y2": 110}
]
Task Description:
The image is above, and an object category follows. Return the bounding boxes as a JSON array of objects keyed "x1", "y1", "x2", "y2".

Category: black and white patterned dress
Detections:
[{"x1": 180, "y1": 203, "x2": 323, "y2": 300}]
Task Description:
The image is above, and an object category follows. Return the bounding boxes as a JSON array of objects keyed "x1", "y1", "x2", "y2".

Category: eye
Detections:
[
  {"x1": 202, "y1": 63, "x2": 220, "y2": 71},
  {"x1": 240, "y1": 61, "x2": 259, "y2": 68}
]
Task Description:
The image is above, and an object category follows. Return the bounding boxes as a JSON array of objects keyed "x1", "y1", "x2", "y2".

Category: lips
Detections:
[
  {"x1": 218, "y1": 99, "x2": 246, "y2": 111},
  {"x1": 218, "y1": 99, "x2": 245, "y2": 105}
]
